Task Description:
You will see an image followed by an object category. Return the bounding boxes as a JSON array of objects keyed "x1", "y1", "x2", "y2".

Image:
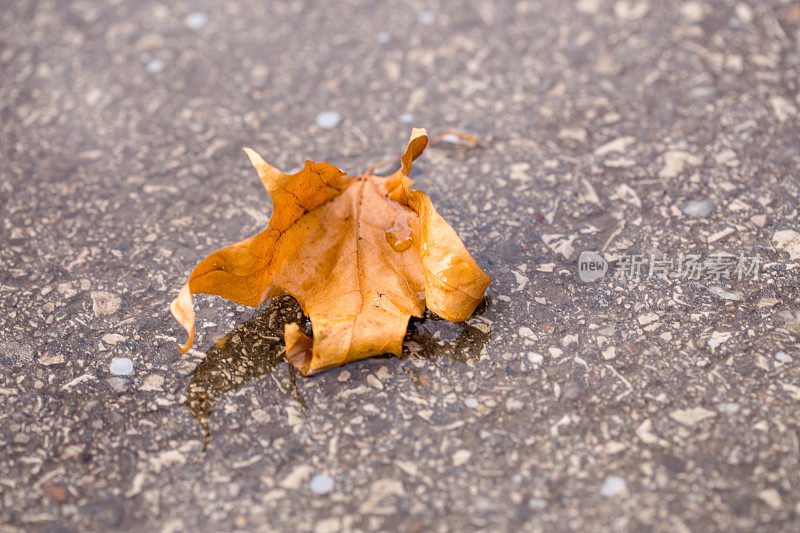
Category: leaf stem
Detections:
[{"x1": 363, "y1": 129, "x2": 478, "y2": 176}]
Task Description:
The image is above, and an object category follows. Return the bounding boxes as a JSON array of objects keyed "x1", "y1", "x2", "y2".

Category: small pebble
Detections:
[
  {"x1": 717, "y1": 402, "x2": 740, "y2": 414},
  {"x1": 184, "y1": 11, "x2": 209, "y2": 29},
  {"x1": 399, "y1": 113, "x2": 415, "y2": 124},
  {"x1": 109, "y1": 357, "x2": 134, "y2": 376},
  {"x1": 91, "y1": 290, "x2": 121, "y2": 316},
  {"x1": 703, "y1": 285, "x2": 743, "y2": 301},
  {"x1": 681, "y1": 200, "x2": 713, "y2": 217},
  {"x1": 775, "y1": 351, "x2": 787, "y2": 362},
  {"x1": 309, "y1": 474, "x2": 334, "y2": 495},
  {"x1": 600, "y1": 79, "x2": 616, "y2": 92},
  {"x1": 315, "y1": 111, "x2": 342, "y2": 129},
  {"x1": 464, "y1": 397, "x2": 478, "y2": 408},
  {"x1": 377, "y1": 31, "x2": 391, "y2": 44},
  {"x1": 418, "y1": 10, "x2": 436, "y2": 25},
  {"x1": 527, "y1": 352, "x2": 543, "y2": 365},
  {"x1": 528, "y1": 498, "x2": 547, "y2": 510},
  {"x1": 146, "y1": 58, "x2": 165, "y2": 74},
  {"x1": 600, "y1": 476, "x2": 626, "y2": 497}
]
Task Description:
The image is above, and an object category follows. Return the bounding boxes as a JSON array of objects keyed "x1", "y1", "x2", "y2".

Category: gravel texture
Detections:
[{"x1": 1, "y1": 0, "x2": 799, "y2": 531}]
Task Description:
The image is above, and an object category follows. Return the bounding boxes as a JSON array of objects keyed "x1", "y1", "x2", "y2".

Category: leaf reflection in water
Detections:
[
  {"x1": 184, "y1": 297, "x2": 307, "y2": 456},
  {"x1": 184, "y1": 297, "x2": 491, "y2": 455},
  {"x1": 406, "y1": 297, "x2": 492, "y2": 364}
]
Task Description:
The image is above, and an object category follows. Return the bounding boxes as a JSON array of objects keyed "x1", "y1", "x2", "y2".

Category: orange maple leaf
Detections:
[{"x1": 171, "y1": 128, "x2": 490, "y2": 375}]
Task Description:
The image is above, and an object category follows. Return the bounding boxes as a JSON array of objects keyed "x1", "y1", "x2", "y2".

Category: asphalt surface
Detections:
[{"x1": 2, "y1": 0, "x2": 800, "y2": 531}]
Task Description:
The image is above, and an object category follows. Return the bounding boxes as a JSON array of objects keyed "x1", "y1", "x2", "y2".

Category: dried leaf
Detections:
[{"x1": 171, "y1": 128, "x2": 490, "y2": 375}]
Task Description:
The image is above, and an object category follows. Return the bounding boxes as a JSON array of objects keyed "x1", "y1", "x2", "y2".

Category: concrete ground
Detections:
[{"x1": 2, "y1": 0, "x2": 800, "y2": 531}]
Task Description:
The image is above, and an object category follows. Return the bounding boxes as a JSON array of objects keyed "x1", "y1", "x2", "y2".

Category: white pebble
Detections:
[
  {"x1": 600, "y1": 476, "x2": 626, "y2": 497},
  {"x1": 399, "y1": 113, "x2": 415, "y2": 124},
  {"x1": 775, "y1": 351, "x2": 788, "y2": 362},
  {"x1": 528, "y1": 498, "x2": 547, "y2": 510},
  {"x1": 184, "y1": 11, "x2": 209, "y2": 29},
  {"x1": 146, "y1": 58, "x2": 165, "y2": 74},
  {"x1": 315, "y1": 111, "x2": 342, "y2": 129},
  {"x1": 109, "y1": 357, "x2": 134, "y2": 376},
  {"x1": 681, "y1": 200, "x2": 712, "y2": 217},
  {"x1": 464, "y1": 397, "x2": 478, "y2": 408},
  {"x1": 527, "y1": 352, "x2": 544, "y2": 365},
  {"x1": 309, "y1": 474, "x2": 334, "y2": 494},
  {"x1": 679, "y1": 2, "x2": 704, "y2": 23},
  {"x1": 418, "y1": 10, "x2": 436, "y2": 25},
  {"x1": 717, "y1": 402, "x2": 740, "y2": 414},
  {"x1": 377, "y1": 31, "x2": 391, "y2": 44}
]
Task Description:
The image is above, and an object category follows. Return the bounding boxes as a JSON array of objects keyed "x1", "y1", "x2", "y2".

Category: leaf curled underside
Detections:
[{"x1": 171, "y1": 128, "x2": 490, "y2": 375}]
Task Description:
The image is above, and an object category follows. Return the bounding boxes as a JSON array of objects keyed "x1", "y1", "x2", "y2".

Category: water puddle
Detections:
[
  {"x1": 404, "y1": 297, "x2": 492, "y2": 364},
  {"x1": 184, "y1": 297, "x2": 491, "y2": 455},
  {"x1": 184, "y1": 297, "x2": 307, "y2": 455}
]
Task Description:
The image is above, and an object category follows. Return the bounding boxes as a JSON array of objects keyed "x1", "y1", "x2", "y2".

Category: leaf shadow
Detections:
[{"x1": 184, "y1": 297, "x2": 492, "y2": 456}]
